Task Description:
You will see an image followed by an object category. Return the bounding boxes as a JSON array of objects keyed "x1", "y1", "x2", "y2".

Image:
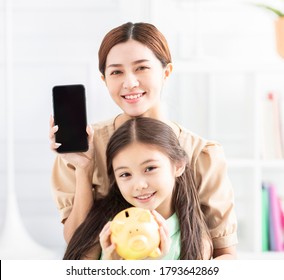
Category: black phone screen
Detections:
[{"x1": 52, "y1": 84, "x2": 88, "y2": 153}]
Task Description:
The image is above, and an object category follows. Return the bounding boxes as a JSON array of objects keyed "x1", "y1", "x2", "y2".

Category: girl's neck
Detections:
[{"x1": 156, "y1": 207, "x2": 174, "y2": 220}]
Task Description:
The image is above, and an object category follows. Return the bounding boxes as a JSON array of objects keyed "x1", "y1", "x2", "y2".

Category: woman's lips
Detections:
[{"x1": 122, "y1": 92, "x2": 145, "y2": 103}]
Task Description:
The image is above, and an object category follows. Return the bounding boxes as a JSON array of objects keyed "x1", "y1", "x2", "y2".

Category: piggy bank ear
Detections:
[
  {"x1": 111, "y1": 221, "x2": 124, "y2": 235},
  {"x1": 138, "y1": 211, "x2": 152, "y2": 223}
]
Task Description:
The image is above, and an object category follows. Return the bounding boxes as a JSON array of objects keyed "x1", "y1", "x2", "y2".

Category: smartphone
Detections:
[{"x1": 52, "y1": 84, "x2": 88, "y2": 153}]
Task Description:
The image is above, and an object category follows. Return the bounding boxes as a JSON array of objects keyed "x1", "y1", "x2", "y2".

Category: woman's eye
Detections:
[
  {"x1": 110, "y1": 70, "x2": 122, "y2": 75},
  {"x1": 136, "y1": 66, "x2": 150, "y2": 71}
]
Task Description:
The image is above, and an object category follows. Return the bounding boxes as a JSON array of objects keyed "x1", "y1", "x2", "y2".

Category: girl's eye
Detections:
[
  {"x1": 145, "y1": 166, "x2": 156, "y2": 173},
  {"x1": 119, "y1": 172, "x2": 131, "y2": 178}
]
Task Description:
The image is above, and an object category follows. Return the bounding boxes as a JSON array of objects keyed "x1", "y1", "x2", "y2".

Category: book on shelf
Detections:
[
  {"x1": 261, "y1": 92, "x2": 283, "y2": 159},
  {"x1": 279, "y1": 92, "x2": 284, "y2": 158},
  {"x1": 262, "y1": 182, "x2": 284, "y2": 252},
  {"x1": 261, "y1": 185, "x2": 270, "y2": 251},
  {"x1": 268, "y1": 184, "x2": 283, "y2": 251}
]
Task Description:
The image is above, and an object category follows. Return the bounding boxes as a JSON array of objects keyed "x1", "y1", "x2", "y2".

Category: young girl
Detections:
[
  {"x1": 63, "y1": 117, "x2": 212, "y2": 260},
  {"x1": 50, "y1": 22, "x2": 237, "y2": 259}
]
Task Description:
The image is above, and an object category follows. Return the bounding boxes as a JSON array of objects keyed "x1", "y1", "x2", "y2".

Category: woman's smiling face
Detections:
[{"x1": 103, "y1": 39, "x2": 172, "y2": 118}]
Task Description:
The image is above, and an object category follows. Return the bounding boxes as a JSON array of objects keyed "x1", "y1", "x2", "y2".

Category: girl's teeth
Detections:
[{"x1": 137, "y1": 193, "x2": 153, "y2": 199}]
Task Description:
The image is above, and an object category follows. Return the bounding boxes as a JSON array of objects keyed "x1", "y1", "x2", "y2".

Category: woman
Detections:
[{"x1": 50, "y1": 22, "x2": 237, "y2": 259}]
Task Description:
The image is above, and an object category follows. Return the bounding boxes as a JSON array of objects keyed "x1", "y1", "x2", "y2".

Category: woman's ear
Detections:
[
  {"x1": 175, "y1": 160, "x2": 186, "y2": 177},
  {"x1": 164, "y1": 63, "x2": 173, "y2": 80},
  {"x1": 101, "y1": 75, "x2": 105, "y2": 82}
]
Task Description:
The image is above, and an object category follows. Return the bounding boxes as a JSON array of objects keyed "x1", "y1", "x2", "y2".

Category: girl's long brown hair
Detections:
[
  {"x1": 63, "y1": 117, "x2": 212, "y2": 260},
  {"x1": 98, "y1": 22, "x2": 172, "y2": 76}
]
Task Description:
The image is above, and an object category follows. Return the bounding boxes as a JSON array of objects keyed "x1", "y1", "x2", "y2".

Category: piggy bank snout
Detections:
[
  {"x1": 129, "y1": 235, "x2": 148, "y2": 251},
  {"x1": 111, "y1": 207, "x2": 161, "y2": 259}
]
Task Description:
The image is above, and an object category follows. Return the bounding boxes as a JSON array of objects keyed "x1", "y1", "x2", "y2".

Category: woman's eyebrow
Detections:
[
  {"x1": 132, "y1": 59, "x2": 150, "y2": 65},
  {"x1": 106, "y1": 63, "x2": 122, "y2": 68},
  {"x1": 107, "y1": 59, "x2": 150, "y2": 69}
]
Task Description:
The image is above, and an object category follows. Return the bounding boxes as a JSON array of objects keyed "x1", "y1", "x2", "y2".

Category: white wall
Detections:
[{"x1": 0, "y1": 0, "x2": 282, "y2": 259}]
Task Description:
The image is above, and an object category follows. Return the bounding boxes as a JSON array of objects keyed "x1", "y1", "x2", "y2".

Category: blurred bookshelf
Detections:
[{"x1": 165, "y1": 58, "x2": 284, "y2": 259}]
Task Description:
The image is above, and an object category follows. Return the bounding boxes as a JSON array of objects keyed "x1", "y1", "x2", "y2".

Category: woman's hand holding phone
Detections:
[{"x1": 49, "y1": 115, "x2": 95, "y2": 171}]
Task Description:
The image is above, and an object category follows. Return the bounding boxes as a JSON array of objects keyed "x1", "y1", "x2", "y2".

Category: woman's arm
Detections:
[
  {"x1": 213, "y1": 246, "x2": 237, "y2": 260},
  {"x1": 61, "y1": 125, "x2": 95, "y2": 243},
  {"x1": 63, "y1": 162, "x2": 95, "y2": 243},
  {"x1": 50, "y1": 116, "x2": 95, "y2": 243}
]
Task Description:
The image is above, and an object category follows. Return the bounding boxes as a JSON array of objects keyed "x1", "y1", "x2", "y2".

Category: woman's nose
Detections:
[{"x1": 123, "y1": 73, "x2": 139, "y2": 89}]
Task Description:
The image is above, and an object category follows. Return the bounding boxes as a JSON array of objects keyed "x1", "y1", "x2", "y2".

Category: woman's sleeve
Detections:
[
  {"x1": 195, "y1": 142, "x2": 238, "y2": 249},
  {"x1": 50, "y1": 123, "x2": 110, "y2": 223},
  {"x1": 51, "y1": 156, "x2": 77, "y2": 223},
  {"x1": 50, "y1": 153, "x2": 106, "y2": 223}
]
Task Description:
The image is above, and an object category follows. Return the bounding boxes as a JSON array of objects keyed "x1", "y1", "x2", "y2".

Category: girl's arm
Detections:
[{"x1": 213, "y1": 246, "x2": 237, "y2": 260}]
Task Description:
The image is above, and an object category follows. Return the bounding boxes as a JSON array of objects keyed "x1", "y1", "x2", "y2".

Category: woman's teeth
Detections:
[{"x1": 124, "y1": 93, "x2": 143, "y2": 100}]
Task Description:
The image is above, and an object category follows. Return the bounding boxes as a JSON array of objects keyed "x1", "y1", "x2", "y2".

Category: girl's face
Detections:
[
  {"x1": 112, "y1": 142, "x2": 184, "y2": 219},
  {"x1": 102, "y1": 40, "x2": 172, "y2": 118}
]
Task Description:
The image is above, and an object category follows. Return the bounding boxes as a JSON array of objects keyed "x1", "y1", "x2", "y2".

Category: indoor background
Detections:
[{"x1": 0, "y1": 0, "x2": 284, "y2": 259}]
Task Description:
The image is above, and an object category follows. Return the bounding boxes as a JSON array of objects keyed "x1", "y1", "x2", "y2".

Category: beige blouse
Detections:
[{"x1": 51, "y1": 117, "x2": 238, "y2": 249}]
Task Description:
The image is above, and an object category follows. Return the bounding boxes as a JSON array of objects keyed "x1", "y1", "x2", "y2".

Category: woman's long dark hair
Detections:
[{"x1": 63, "y1": 117, "x2": 212, "y2": 260}]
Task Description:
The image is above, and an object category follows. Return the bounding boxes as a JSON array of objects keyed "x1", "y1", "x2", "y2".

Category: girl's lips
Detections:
[{"x1": 134, "y1": 191, "x2": 156, "y2": 202}]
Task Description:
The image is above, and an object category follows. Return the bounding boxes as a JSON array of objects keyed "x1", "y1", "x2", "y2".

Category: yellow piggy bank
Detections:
[{"x1": 110, "y1": 207, "x2": 161, "y2": 260}]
